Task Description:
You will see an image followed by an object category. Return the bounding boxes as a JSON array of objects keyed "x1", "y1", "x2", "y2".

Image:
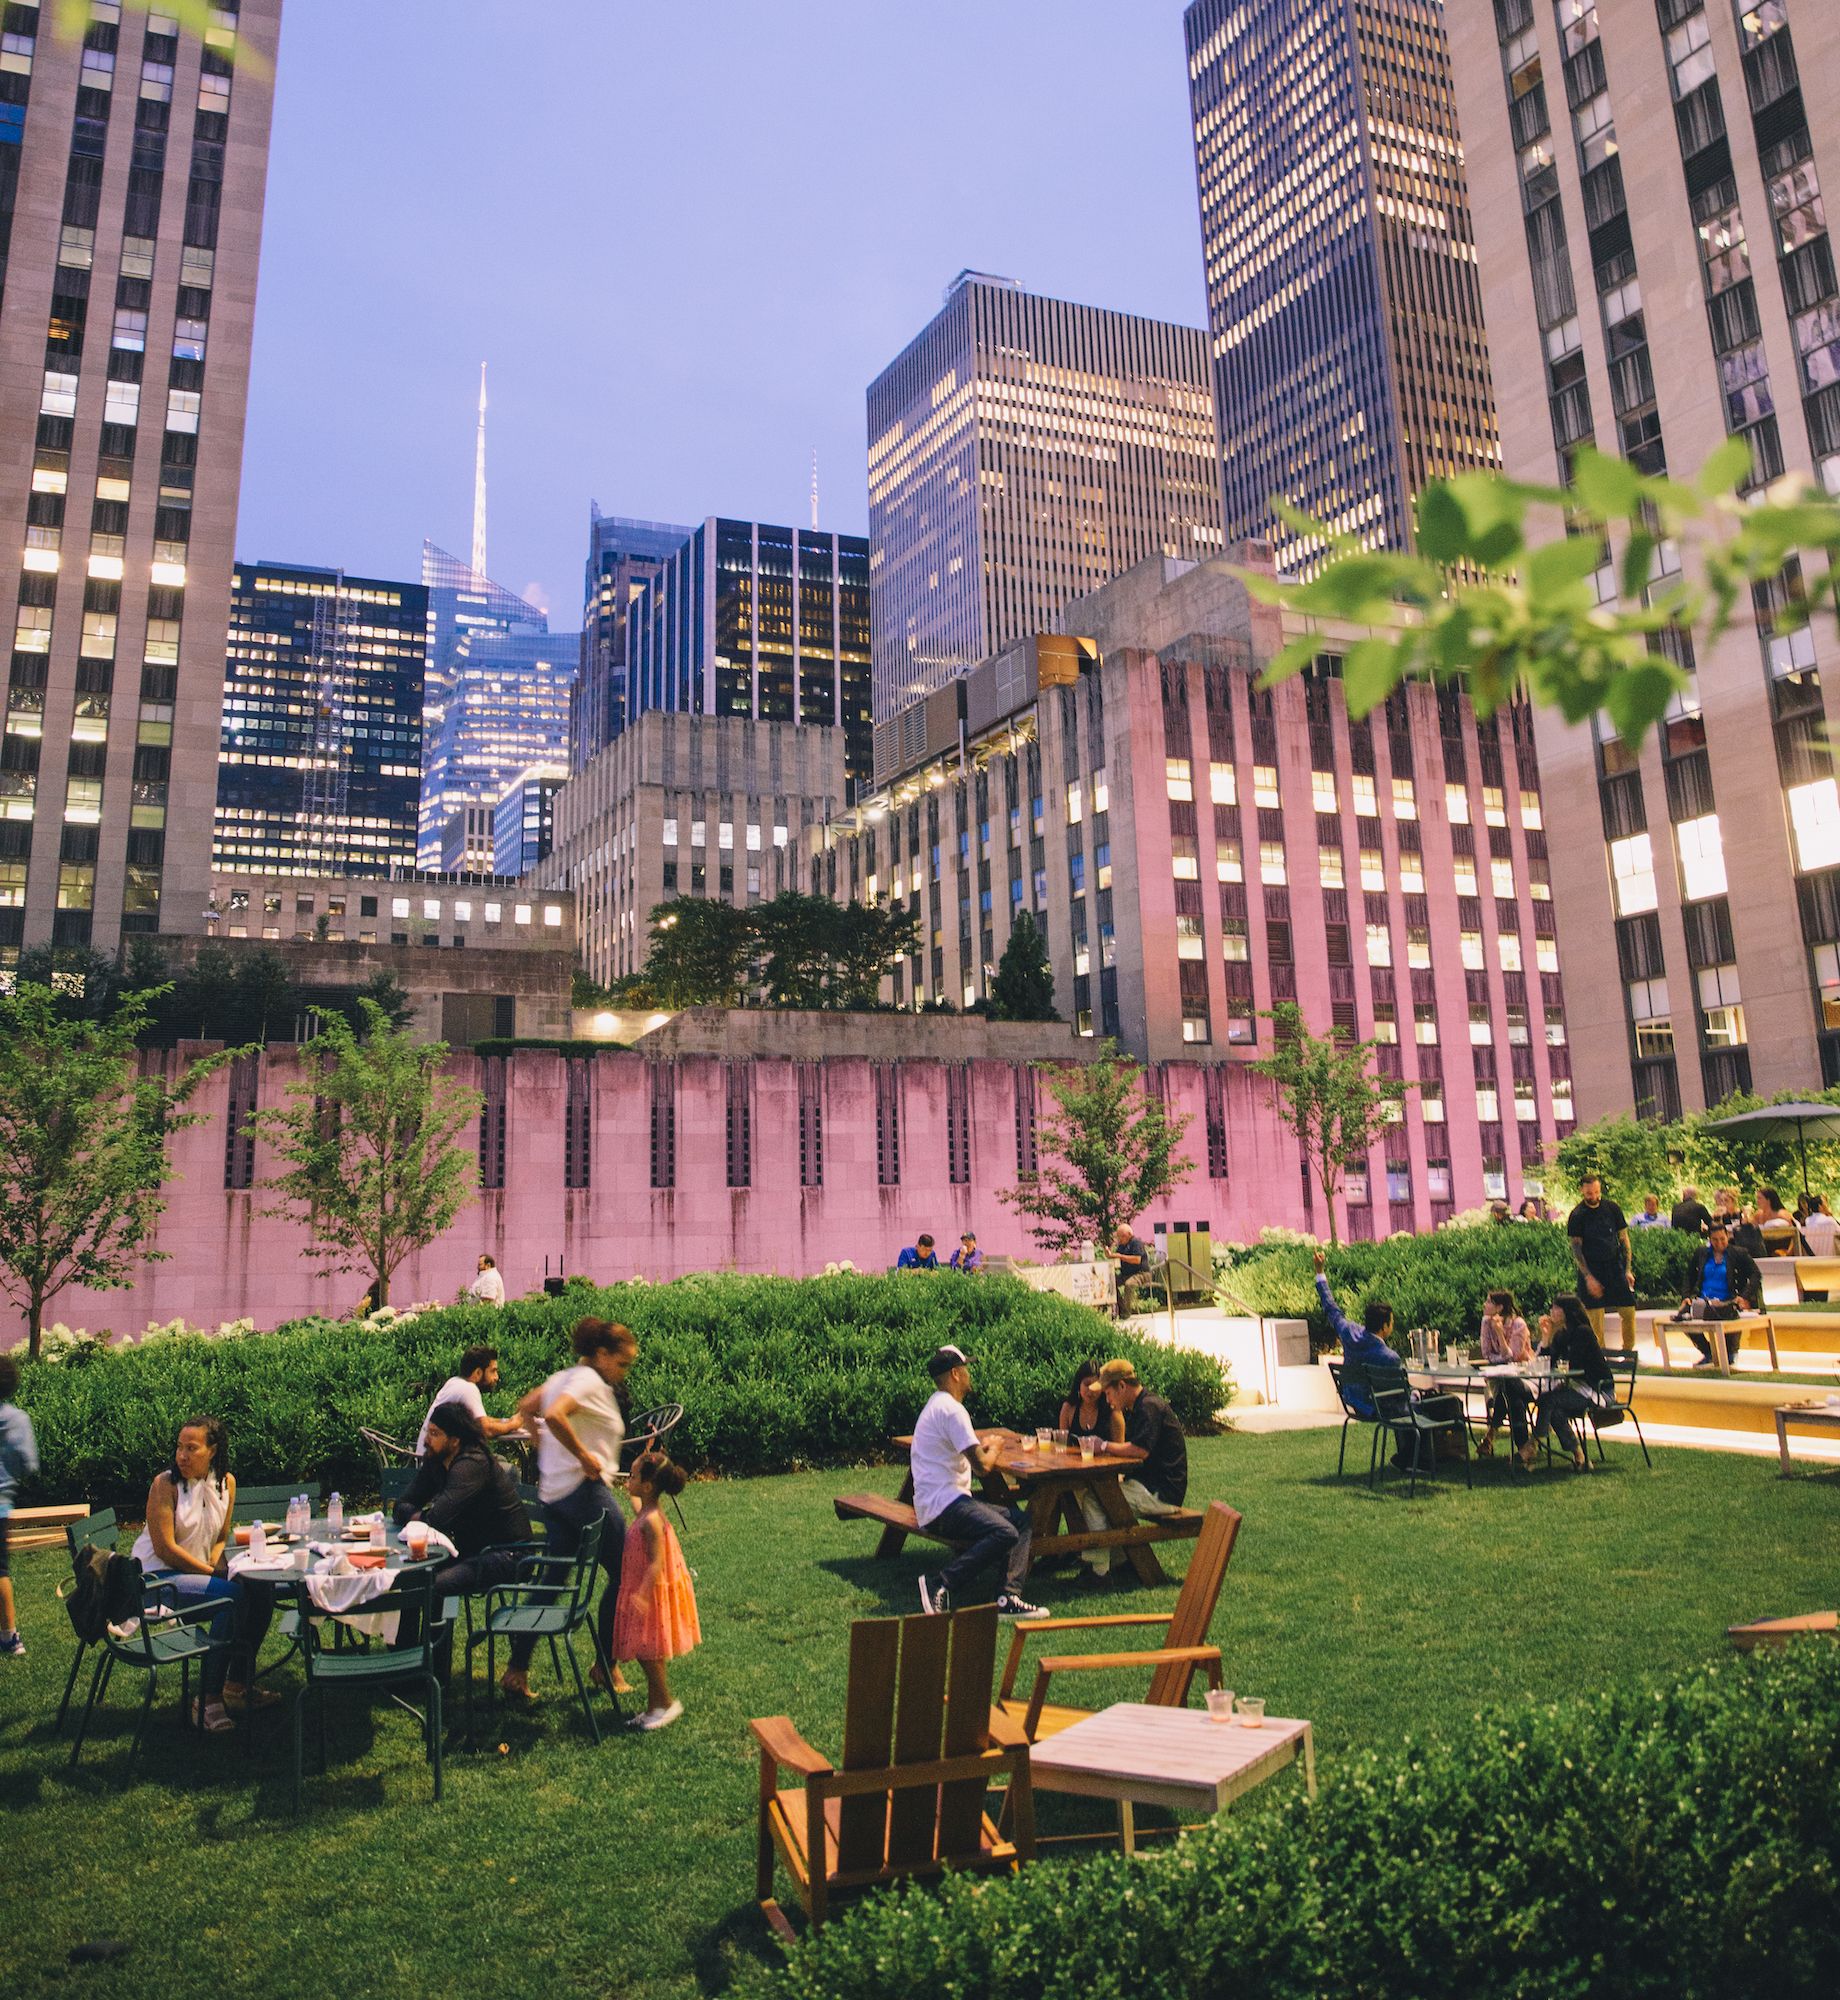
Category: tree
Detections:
[
  {"x1": 254, "y1": 1000, "x2": 482, "y2": 1311},
  {"x1": 0, "y1": 984, "x2": 236, "y2": 1358},
  {"x1": 1249, "y1": 1002, "x2": 1407, "y2": 1247},
  {"x1": 987, "y1": 910, "x2": 1060, "y2": 1022},
  {"x1": 997, "y1": 1045, "x2": 1194, "y2": 1255},
  {"x1": 335, "y1": 970, "x2": 414, "y2": 1035},
  {"x1": 12, "y1": 944, "x2": 128, "y2": 1022},
  {"x1": 1247, "y1": 441, "x2": 1840, "y2": 751},
  {"x1": 1548, "y1": 1112, "x2": 1683, "y2": 1214},
  {"x1": 753, "y1": 891, "x2": 836, "y2": 1010},
  {"x1": 636, "y1": 897, "x2": 753, "y2": 1008},
  {"x1": 830, "y1": 899, "x2": 919, "y2": 1010}
]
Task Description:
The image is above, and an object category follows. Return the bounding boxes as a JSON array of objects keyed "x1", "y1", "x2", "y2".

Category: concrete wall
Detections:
[{"x1": 4, "y1": 1045, "x2": 1312, "y2": 1344}]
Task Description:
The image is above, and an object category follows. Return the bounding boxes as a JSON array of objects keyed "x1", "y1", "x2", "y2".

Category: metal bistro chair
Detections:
[
  {"x1": 1583, "y1": 1351, "x2": 1652, "y2": 1468},
  {"x1": 1362, "y1": 1364, "x2": 1472, "y2": 1498},
  {"x1": 359, "y1": 1426, "x2": 418, "y2": 1479},
  {"x1": 55, "y1": 1509, "x2": 182, "y2": 1732},
  {"x1": 67, "y1": 1568, "x2": 232, "y2": 1772},
  {"x1": 622, "y1": 1403, "x2": 688, "y2": 1531},
  {"x1": 1326, "y1": 1361, "x2": 1383, "y2": 1478},
  {"x1": 233, "y1": 1482, "x2": 305, "y2": 1526},
  {"x1": 465, "y1": 1516, "x2": 616, "y2": 1747}
]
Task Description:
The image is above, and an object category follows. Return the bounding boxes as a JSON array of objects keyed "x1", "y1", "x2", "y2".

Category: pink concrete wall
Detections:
[{"x1": 3, "y1": 1047, "x2": 1316, "y2": 1344}]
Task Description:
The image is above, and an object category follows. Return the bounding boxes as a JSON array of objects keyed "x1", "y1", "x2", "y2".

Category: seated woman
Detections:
[
  {"x1": 1476, "y1": 1288, "x2": 1535, "y2": 1459},
  {"x1": 1528, "y1": 1293, "x2": 1618, "y2": 1473},
  {"x1": 129, "y1": 1416, "x2": 276, "y2": 1732},
  {"x1": 1058, "y1": 1361, "x2": 1125, "y2": 1449}
]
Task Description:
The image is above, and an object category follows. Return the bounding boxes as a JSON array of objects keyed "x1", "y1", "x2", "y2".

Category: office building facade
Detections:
[
  {"x1": 1445, "y1": 0, "x2": 1840, "y2": 1120},
  {"x1": 574, "y1": 507, "x2": 691, "y2": 769},
  {"x1": 866, "y1": 273, "x2": 1222, "y2": 729},
  {"x1": 214, "y1": 560, "x2": 428, "y2": 879},
  {"x1": 778, "y1": 553, "x2": 1573, "y2": 1234},
  {"x1": 494, "y1": 763, "x2": 565, "y2": 878},
  {"x1": 0, "y1": 0, "x2": 281, "y2": 956},
  {"x1": 1184, "y1": 0, "x2": 1500, "y2": 575},
  {"x1": 627, "y1": 518, "x2": 873, "y2": 789}
]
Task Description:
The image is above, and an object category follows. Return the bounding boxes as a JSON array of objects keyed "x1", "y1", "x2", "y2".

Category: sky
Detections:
[{"x1": 235, "y1": 0, "x2": 1209, "y2": 623}]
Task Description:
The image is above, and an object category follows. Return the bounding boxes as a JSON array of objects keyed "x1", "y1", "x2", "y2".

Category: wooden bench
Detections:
[
  {"x1": 4, "y1": 1503, "x2": 88, "y2": 1553},
  {"x1": 833, "y1": 1493, "x2": 969, "y2": 1560},
  {"x1": 1794, "y1": 1255, "x2": 1840, "y2": 1298},
  {"x1": 1729, "y1": 1610, "x2": 1838, "y2": 1652}
]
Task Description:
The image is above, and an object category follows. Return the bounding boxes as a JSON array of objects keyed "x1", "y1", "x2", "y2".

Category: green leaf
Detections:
[
  {"x1": 1445, "y1": 472, "x2": 1530, "y2": 569},
  {"x1": 1620, "y1": 531, "x2": 1658, "y2": 605},
  {"x1": 1601, "y1": 657, "x2": 1683, "y2": 747},
  {"x1": 1570, "y1": 447, "x2": 1645, "y2": 521},
  {"x1": 1415, "y1": 483, "x2": 1470, "y2": 564},
  {"x1": 1254, "y1": 632, "x2": 1322, "y2": 690},
  {"x1": 1340, "y1": 637, "x2": 1402, "y2": 718},
  {"x1": 1527, "y1": 534, "x2": 1604, "y2": 608},
  {"x1": 1695, "y1": 435, "x2": 1755, "y2": 499}
]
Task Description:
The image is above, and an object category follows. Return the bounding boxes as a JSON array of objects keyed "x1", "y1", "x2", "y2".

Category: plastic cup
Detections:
[
  {"x1": 1036, "y1": 1427, "x2": 1052, "y2": 1447},
  {"x1": 1079, "y1": 1435, "x2": 1096, "y2": 1461},
  {"x1": 1205, "y1": 1688, "x2": 1235, "y2": 1724},
  {"x1": 404, "y1": 1524, "x2": 429, "y2": 1559},
  {"x1": 293, "y1": 1544, "x2": 310, "y2": 1573},
  {"x1": 1053, "y1": 1429, "x2": 1069, "y2": 1448},
  {"x1": 1020, "y1": 1433, "x2": 1037, "y2": 1451},
  {"x1": 369, "y1": 1519, "x2": 386, "y2": 1550},
  {"x1": 1236, "y1": 1696, "x2": 1265, "y2": 1729}
]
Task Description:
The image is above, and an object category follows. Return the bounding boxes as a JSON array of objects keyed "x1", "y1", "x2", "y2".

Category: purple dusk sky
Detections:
[{"x1": 235, "y1": 0, "x2": 1208, "y2": 621}]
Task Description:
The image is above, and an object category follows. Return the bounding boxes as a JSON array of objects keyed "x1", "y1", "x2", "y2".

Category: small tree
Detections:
[
  {"x1": 1249, "y1": 1002, "x2": 1407, "y2": 1247},
  {"x1": 998, "y1": 1044, "x2": 1193, "y2": 1255},
  {"x1": 830, "y1": 899, "x2": 919, "y2": 1010},
  {"x1": 255, "y1": 1000, "x2": 482, "y2": 1311},
  {"x1": 637, "y1": 896, "x2": 753, "y2": 1008},
  {"x1": 0, "y1": 984, "x2": 236, "y2": 1358},
  {"x1": 988, "y1": 910, "x2": 1060, "y2": 1022},
  {"x1": 1548, "y1": 1112, "x2": 1683, "y2": 1214}
]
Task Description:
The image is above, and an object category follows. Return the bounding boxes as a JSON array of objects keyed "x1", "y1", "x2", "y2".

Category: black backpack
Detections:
[{"x1": 61, "y1": 1544, "x2": 146, "y2": 1643}]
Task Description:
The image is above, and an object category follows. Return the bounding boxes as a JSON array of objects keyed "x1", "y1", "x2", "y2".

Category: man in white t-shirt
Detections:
[
  {"x1": 413, "y1": 1344, "x2": 526, "y2": 1456},
  {"x1": 466, "y1": 1255, "x2": 507, "y2": 1306},
  {"x1": 505, "y1": 1318, "x2": 636, "y2": 1704},
  {"x1": 911, "y1": 1345, "x2": 1045, "y2": 1621}
]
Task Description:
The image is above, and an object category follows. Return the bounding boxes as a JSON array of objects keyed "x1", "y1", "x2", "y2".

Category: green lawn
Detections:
[{"x1": 2, "y1": 1430, "x2": 1837, "y2": 2000}]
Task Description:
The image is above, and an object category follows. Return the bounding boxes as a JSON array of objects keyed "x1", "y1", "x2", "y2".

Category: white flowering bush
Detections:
[{"x1": 820, "y1": 1259, "x2": 857, "y2": 1277}]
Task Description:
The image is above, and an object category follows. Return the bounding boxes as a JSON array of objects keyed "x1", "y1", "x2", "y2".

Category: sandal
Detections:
[
  {"x1": 191, "y1": 1699, "x2": 235, "y2": 1734},
  {"x1": 222, "y1": 1681, "x2": 282, "y2": 1711},
  {"x1": 1475, "y1": 1435, "x2": 1495, "y2": 1459}
]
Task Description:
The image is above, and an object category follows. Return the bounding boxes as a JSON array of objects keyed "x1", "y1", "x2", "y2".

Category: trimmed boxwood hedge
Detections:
[
  {"x1": 1225, "y1": 1221, "x2": 1703, "y2": 1351},
  {"x1": 737, "y1": 1642, "x2": 1840, "y2": 2000},
  {"x1": 12, "y1": 1272, "x2": 1229, "y2": 1510}
]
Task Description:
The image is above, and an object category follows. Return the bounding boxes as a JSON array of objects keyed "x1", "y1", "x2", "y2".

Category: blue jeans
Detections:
[
  {"x1": 532, "y1": 1481, "x2": 625, "y2": 1670},
  {"x1": 925, "y1": 1495, "x2": 1031, "y2": 1600},
  {"x1": 163, "y1": 1572, "x2": 270, "y2": 1697}
]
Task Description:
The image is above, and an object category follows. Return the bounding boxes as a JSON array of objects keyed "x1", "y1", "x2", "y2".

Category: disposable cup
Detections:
[
  {"x1": 1079, "y1": 1435, "x2": 1096, "y2": 1461},
  {"x1": 1236, "y1": 1696, "x2": 1265, "y2": 1729},
  {"x1": 1205, "y1": 1688, "x2": 1235, "y2": 1723}
]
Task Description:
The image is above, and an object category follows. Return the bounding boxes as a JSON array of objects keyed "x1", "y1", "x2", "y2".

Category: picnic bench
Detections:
[
  {"x1": 5, "y1": 1503, "x2": 88, "y2": 1553},
  {"x1": 836, "y1": 1433, "x2": 1203, "y2": 1586}
]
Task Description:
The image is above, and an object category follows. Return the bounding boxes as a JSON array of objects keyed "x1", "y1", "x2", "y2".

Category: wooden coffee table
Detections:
[{"x1": 1025, "y1": 1700, "x2": 1315, "y2": 1853}]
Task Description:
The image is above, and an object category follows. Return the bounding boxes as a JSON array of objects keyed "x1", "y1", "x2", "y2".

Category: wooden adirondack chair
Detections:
[
  {"x1": 751, "y1": 1603, "x2": 1035, "y2": 1936},
  {"x1": 996, "y1": 1500, "x2": 1240, "y2": 1741}
]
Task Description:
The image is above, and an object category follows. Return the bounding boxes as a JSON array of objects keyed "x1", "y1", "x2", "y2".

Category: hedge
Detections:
[
  {"x1": 1221, "y1": 1221, "x2": 1702, "y2": 1351},
  {"x1": 738, "y1": 1642, "x2": 1840, "y2": 2000},
  {"x1": 12, "y1": 1272, "x2": 1230, "y2": 1511}
]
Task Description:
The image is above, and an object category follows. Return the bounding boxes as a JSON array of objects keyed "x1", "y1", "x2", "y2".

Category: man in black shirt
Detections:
[
  {"x1": 1669, "y1": 1186, "x2": 1713, "y2": 1237},
  {"x1": 1099, "y1": 1360, "x2": 1188, "y2": 1506},
  {"x1": 1111, "y1": 1224, "x2": 1151, "y2": 1316},
  {"x1": 1566, "y1": 1174, "x2": 1637, "y2": 1349}
]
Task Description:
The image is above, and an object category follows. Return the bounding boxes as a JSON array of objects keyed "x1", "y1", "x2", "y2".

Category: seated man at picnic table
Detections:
[
  {"x1": 1675, "y1": 1221, "x2": 1763, "y2": 1366},
  {"x1": 911, "y1": 1344, "x2": 1047, "y2": 1622},
  {"x1": 1312, "y1": 1249, "x2": 1464, "y2": 1469},
  {"x1": 1067, "y1": 1359, "x2": 1189, "y2": 1584}
]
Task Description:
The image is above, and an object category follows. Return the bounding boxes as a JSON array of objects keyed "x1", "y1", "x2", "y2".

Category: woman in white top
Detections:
[
  {"x1": 130, "y1": 1417, "x2": 274, "y2": 1732},
  {"x1": 1800, "y1": 1197, "x2": 1838, "y2": 1258},
  {"x1": 504, "y1": 1318, "x2": 636, "y2": 1704}
]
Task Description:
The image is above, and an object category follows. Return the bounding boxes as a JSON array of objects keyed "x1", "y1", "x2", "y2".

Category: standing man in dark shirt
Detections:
[
  {"x1": 1670, "y1": 1186, "x2": 1713, "y2": 1237},
  {"x1": 1111, "y1": 1223, "x2": 1151, "y2": 1316},
  {"x1": 1566, "y1": 1175, "x2": 1637, "y2": 1350}
]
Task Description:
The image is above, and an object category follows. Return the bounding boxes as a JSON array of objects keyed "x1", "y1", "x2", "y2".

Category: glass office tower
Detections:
[
  {"x1": 1184, "y1": 0, "x2": 1500, "y2": 575},
  {"x1": 0, "y1": 0, "x2": 281, "y2": 955},
  {"x1": 867, "y1": 272, "x2": 1221, "y2": 724},
  {"x1": 574, "y1": 507, "x2": 692, "y2": 768}
]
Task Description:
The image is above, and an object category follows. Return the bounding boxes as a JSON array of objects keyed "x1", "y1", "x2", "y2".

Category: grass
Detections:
[{"x1": 3, "y1": 1430, "x2": 1839, "y2": 2000}]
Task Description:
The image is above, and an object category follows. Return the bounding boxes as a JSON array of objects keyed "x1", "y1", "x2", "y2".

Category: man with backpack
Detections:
[{"x1": 0, "y1": 1354, "x2": 41, "y2": 1657}]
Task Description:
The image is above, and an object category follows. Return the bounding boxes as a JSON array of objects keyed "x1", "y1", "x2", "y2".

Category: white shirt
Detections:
[
  {"x1": 131, "y1": 1473, "x2": 230, "y2": 1570},
  {"x1": 468, "y1": 1267, "x2": 506, "y2": 1305},
  {"x1": 415, "y1": 1375, "x2": 488, "y2": 1457},
  {"x1": 535, "y1": 1364, "x2": 625, "y2": 1504},
  {"x1": 911, "y1": 1389, "x2": 979, "y2": 1527},
  {"x1": 1802, "y1": 1211, "x2": 1838, "y2": 1256}
]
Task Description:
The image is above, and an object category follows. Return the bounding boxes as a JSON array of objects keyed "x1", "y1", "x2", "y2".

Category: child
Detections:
[
  {"x1": 0, "y1": 1354, "x2": 41, "y2": 1657},
  {"x1": 613, "y1": 1451, "x2": 699, "y2": 1731}
]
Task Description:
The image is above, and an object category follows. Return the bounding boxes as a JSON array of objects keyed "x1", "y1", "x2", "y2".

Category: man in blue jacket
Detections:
[{"x1": 1313, "y1": 1249, "x2": 1463, "y2": 1467}]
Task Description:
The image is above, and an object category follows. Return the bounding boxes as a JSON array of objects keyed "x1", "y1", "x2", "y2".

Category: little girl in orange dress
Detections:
[{"x1": 613, "y1": 1452, "x2": 700, "y2": 1730}]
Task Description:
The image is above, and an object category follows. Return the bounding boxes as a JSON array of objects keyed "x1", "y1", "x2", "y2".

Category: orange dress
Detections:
[{"x1": 612, "y1": 1509, "x2": 701, "y2": 1662}]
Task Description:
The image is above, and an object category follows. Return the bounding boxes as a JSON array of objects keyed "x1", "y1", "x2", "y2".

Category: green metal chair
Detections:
[
  {"x1": 1362, "y1": 1364, "x2": 1472, "y2": 1498},
  {"x1": 289, "y1": 1562, "x2": 453, "y2": 1812},
  {"x1": 380, "y1": 1465, "x2": 417, "y2": 1505},
  {"x1": 1326, "y1": 1362, "x2": 1381, "y2": 1477},
  {"x1": 233, "y1": 1482, "x2": 303, "y2": 1526},
  {"x1": 1581, "y1": 1351, "x2": 1652, "y2": 1467},
  {"x1": 57, "y1": 1508, "x2": 122, "y2": 1732},
  {"x1": 465, "y1": 1517, "x2": 615, "y2": 1747},
  {"x1": 67, "y1": 1567, "x2": 232, "y2": 1771}
]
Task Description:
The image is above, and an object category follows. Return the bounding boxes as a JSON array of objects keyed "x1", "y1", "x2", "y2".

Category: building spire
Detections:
[
  {"x1": 810, "y1": 447, "x2": 819, "y2": 530},
  {"x1": 471, "y1": 362, "x2": 488, "y2": 580}
]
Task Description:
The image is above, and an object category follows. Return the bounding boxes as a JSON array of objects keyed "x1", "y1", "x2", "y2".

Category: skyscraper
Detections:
[
  {"x1": 0, "y1": 0, "x2": 282, "y2": 957},
  {"x1": 1445, "y1": 1, "x2": 1840, "y2": 1120},
  {"x1": 1184, "y1": 0, "x2": 1500, "y2": 575},
  {"x1": 214, "y1": 560, "x2": 429, "y2": 879},
  {"x1": 866, "y1": 273, "x2": 1222, "y2": 727},
  {"x1": 627, "y1": 517, "x2": 874, "y2": 788},
  {"x1": 573, "y1": 506, "x2": 691, "y2": 769}
]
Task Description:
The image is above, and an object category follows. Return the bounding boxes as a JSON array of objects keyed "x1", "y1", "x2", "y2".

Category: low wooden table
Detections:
[
  {"x1": 1026, "y1": 1700, "x2": 1315, "y2": 1853},
  {"x1": 1648, "y1": 1312, "x2": 1778, "y2": 1374},
  {"x1": 1773, "y1": 1399, "x2": 1840, "y2": 1474}
]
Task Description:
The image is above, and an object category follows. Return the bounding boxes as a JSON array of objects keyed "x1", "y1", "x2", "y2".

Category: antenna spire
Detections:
[
  {"x1": 471, "y1": 363, "x2": 488, "y2": 579},
  {"x1": 810, "y1": 447, "x2": 819, "y2": 530}
]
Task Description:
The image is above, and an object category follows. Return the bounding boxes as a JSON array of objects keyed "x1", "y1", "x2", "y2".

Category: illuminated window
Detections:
[
  {"x1": 1182, "y1": 1015, "x2": 1210, "y2": 1045},
  {"x1": 1406, "y1": 927, "x2": 1432, "y2": 969},
  {"x1": 1216, "y1": 839, "x2": 1243, "y2": 883},
  {"x1": 392, "y1": 897, "x2": 410, "y2": 919},
  {"x1": 1176, "y1": 913, "x2": 1205, "y2": 960},
  {"x1": 1476, "y1": 1085, "x2": 1500, "y2": 1122},
  {"x1": 1421, "y1": 1086, "x2": 1445, "y2": 1124},
  {"x1": 1311, "y1": 770, "x2": 1337, "y2": 812},
  {"x1": 1259, "y1": 841, "x2": 1287, "y2": 885},
  {"x1": 1446, "y1": 782, "x2": 1470, "y2": 824},
  {"x1": 1209, "y1": 761, "x2": 1236, "y2": 805},
  {"x1": 543, "y1": 907, "x2": 563, "y2": 928},
  {"x1": 1166, "y1": 757, "x2": 1193, "y2": 802},
  {"x1": 1536, "y1": 937, "x2": 1560, "y2": 972},
  {"x1": 1398, "y1": 849, "x2": 1424, "y2": 892},
  {"x1": 1415, "y1": 1004, "x2": 1438, "y2": 1045},
  {"x1": 1359, "y1": 847, "x2": 1385, "y2": 890},
  {"x1": 1454, "y1": 854, "x2": 1478, "y2": 896},
  {"x1": 1461, "y1": 931, "x2": 1485, "y2": 970},
  {"x1": 1172, "y1": 836, "x2": 1199, "y2": 881},
  {"x1": 746, "y1": 823, "x2": 761, "y2": 851},
  {"x1": 1482, "y1": 786, "x2": 1507, "y2": 827},
  {"x1": 1092, "y1": 773, "x2": 1108, "y2": 813},
  {"x1": 1491, "y1": 858, "x2": 1515, "y2": 897},
  {"x1": 690, "y1": 819, "x2": 706, "y2": 846},
  {"x1": 514, "y1": 904, "x2": 532, "y2": 924},
  {"x1": 1514, "y1": 1079, "x2": 1538, "y2": 1123},
  {"x1": 1392, "y1": 777, "x2": 1417, "y2": 820},
  {"x1": 1353, "y1": 774, "x2": 1378, "y2": 817},
  {"x1": 1817, "y1": 944, "x2": 1840, "y2": 1029},
  {"x1": 1499, "y1": 933, "x2": 1523, "y2": 971},
  {"x1": 1365, "y1": 922, "x2": 1391, "y2": 967},
  {"x1": 1553, "y1": 1079, "x2": 1575, "y2": 1122},
  {"x1": 1222, "y1": 918, "x2": 1249, "y2": 962},
  {"x1": 1252, "y1": 765, "x2": 1279, "y2": 808},
  {"x1": 662, "y1": 817, "x2": 678, "y2": 846},
  {"x1": 1610, "y1": 833, "x2": 1658, "y2": 915},
  {"x1": 1371, "y1": 1005, "x2": 1398, "y2": 1044},
  {"x1": 1676, "y1": 813, "x2": 1728, "y2": 901},
  {"x1": 484, "y1": 902, "x2": 501, "y2": 923},
  {"x1": 1629, "y1": 976, "x2": 1672, "y2": 1056},
  {"x1": 1699, "y1": 964, "x2": 1745, "y2": 1046},
  {"x1": 1469, "y1": 1004, "x2": 1493, "y2": 1045},
  {"x1": 1529, "y1": 859, "x2": 1552, "y2": 901},
  {"x1": 718, "y1": 822, "x2": 733, "y2": 850},
  {"x1": 1520, "y1": 789, "x2": 1543, "y2": 830},
  {"x1": 1319, "y1": 845, "x2": 1344, "y2": 887},
  {"x1": 1066, "y1": 781, "x2": 1083, "y2": 825}
]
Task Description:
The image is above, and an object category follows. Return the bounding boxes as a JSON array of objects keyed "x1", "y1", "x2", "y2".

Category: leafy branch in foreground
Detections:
[{"x1": 1245, "y1": 440, "x2": 1840, "y2": 749}]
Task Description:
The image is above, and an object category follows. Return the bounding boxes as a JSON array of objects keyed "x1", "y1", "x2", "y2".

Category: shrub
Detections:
[
  {"x1": 12, "y1": 1272, "x2": 1230, "y2": 1510},
  {"x1": 1223, "y1": 1221, "x2": 1700, "y2": 1352},
  {"x1": 737, "y1": 1641, "x2": 1840, "y2": 2000}
]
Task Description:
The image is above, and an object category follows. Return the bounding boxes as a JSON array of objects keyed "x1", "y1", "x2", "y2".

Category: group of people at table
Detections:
[{"x1": 124, "y1": 1318, "x2": 700, "y2": 1737}]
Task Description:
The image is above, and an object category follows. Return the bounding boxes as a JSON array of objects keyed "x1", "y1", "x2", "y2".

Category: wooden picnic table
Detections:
[
  {"x1": 1772, "y1": 1398, "x2": 1840, "y2": 1474},
  {"x1": 837, "y1": 1432, "x2": 1201, "y2": 1587}
]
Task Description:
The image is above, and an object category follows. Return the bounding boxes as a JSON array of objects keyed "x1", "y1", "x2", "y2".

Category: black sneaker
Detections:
[
  {"x1": 918, "y1": 1575, "x2": 950, "y2": 1615},
  {"x1": 996, "y1": 1593, "x2": 1049, "y2": 1621}
]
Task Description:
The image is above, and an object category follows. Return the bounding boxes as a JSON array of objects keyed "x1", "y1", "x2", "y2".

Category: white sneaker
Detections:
[{"x1": 628, "y1": 1699, "x2": 683, "y2": 1732}]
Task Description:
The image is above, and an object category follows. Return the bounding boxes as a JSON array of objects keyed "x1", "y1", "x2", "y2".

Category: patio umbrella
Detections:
[{"x1": 1698, "y1": 1102, "x2": 1840, "y2": 1199}]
